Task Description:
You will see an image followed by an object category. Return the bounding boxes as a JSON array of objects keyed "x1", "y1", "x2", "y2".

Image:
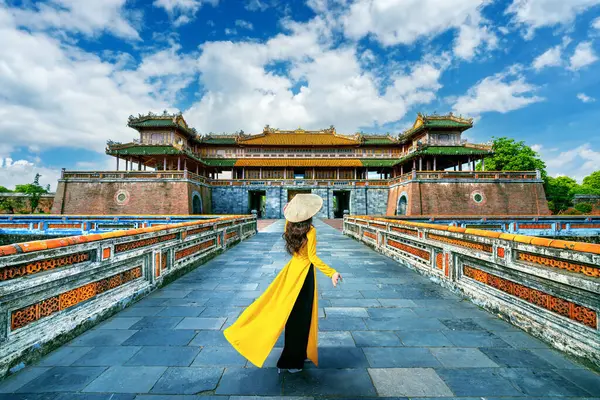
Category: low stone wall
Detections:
[
  {"x1": 344, "y1": 216, "x2": 600, "y2": 368},
  {"x1": 0, "y1": 215, "x2": 256, "y2": 377}
]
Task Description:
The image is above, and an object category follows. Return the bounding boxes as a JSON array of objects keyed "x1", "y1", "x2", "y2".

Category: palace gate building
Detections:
[{"x1": 51, "y1": 112, "x2": 550, "y2": 217}]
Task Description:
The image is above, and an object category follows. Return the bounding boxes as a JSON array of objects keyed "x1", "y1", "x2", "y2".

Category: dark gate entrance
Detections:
[
  {"x1": 192, "y1": 195, "x2": 202, "y2": 214},
  {"x1": 249, "y1": 190, "x2": 266, "y2": 218},
  {"x1": 397, "y1": 195, "x2": 407, "y2": 215},
  {"x1": 333, "y1": 190, "x2": 350, "y2": 218}
]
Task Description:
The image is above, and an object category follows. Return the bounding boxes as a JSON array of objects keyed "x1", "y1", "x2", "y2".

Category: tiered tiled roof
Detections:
[
  {"x1": 400, "y1": 113, "x2": 473, "y2": 141},
  {"x1": 128, "y1": 112, "x2": 199, "y2": 139}
]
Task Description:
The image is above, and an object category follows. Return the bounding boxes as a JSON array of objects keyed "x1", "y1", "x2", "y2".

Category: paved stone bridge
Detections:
[{"x1": 1, "y1": 219, "x2": 599, "y2": 399}]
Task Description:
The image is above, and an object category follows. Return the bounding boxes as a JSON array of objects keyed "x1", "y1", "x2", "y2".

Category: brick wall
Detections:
[
  {"x1": 393, "y1": 181, "x2": 551, "y2": 216},
  {"x1": 51, "y1": 181, "x2": 195, "y2": 215}
]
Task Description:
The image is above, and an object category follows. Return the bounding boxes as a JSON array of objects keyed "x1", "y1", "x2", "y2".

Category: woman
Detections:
[{"x1": 224, "y1": 193, "x2": 342, "y2": 372}]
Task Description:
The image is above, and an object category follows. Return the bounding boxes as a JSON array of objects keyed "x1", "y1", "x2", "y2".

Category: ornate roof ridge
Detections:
[
  {"x1": 401, "y1": 112, "x2": 473, "y2": 137},
  {"x1": 127, "y1": 111, "x2": 199, "y2": 137},
  {"x1": 128, "y1": 110, "x2": 182, "y2": 123},
  {"x1": 418, "y1": 111, "x2": 473, "y2": 124}
]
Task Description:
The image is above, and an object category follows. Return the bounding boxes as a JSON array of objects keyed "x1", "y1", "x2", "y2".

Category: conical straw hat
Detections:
[{"x1": 284, "y1": 193, "x2": 323, "y2": 222}]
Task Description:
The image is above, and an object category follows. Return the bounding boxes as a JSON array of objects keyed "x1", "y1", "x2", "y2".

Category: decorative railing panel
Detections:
[
  {"x1": 344, "y1": 215, "x2": 600, "y2": 368},
  {"x1": 0, "y1": 214, "x2": 256, "y2": 376}
]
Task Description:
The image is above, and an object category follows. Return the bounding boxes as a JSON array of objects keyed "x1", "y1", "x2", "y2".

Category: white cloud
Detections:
[
  {"x1": 8, "y1": 0, "x2": 140, "y2": 40},
  {"x1": 0, "y1": 158, "x2": 61, "y2": 191},
  {"x1": 593, "y1": 16, "x2": 600, "y2": 30},
  {"x1": 532, "y1": 45, "x2": 562, "y2": 70},
  {"x1": 531, "y1": 144, "x2": 543, "y2": 153},
  {"x1": 184, "y1": 15, "x2": 447, "y2": 134},
  {"x1": 569, "y1": 41, "x2": 599, "y2": 70},
  {"x1": 153, "y1": 0, "x2": 219, "y2": 26},
  {"x1": 577, "y1": 93, "x2": 596, "y2": 102},
  {"x1": 245, "y1": 0, "x2": 274, "y2": 11},
  {"x1": 235, "y1": 20, "x2": 254, "y2": 30},
  {"x1": 506, "y1": 0, "x2": 600, "y2": 38},
  {"x1": 224, "y1": 28, "x2": 237, "y2": 35},
  {"x1": 453, "y1": 66, "x2": 544, "y2": 115},
  {"x1": 342, "y1": 0, "x2": 496, "y2": 60},
  {"x1": 454, "y1": 23, "x2": 498, "y2": 60},
  {"x1": 541, "y1": 144, "x2": 600, "y2": 182},
  {"x1": 0, "y1": 7, "x2": 194, "y2": 156}
]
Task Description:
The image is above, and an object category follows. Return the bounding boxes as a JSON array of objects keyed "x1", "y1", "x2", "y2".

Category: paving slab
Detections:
[
  {"x1": 72, "y1": 346, "x2": 141, "y2": 367},
  {"x1": 37, "y1": 347, "x2": 94, "y2": 367},
  {"x1": 351, "y1": 331, "x2": 403, "y2": 347},
  {"x1": 18, "y1": 367, "x2": 107, "y2": 393},
  {"x1": 150, "y1": 367, "x2": 223, "y2": 394},
  {"x1": 436, "y1": 368, "x2": 523, "y2": 397},
  {"x1": 126, "y1": 346, "x2": 200, "y2": 366},
  {"x1": 283, "y1": 369, "x2": 376, "y2": 396},
  {"x1": 363, "y1": 347, "x2": 442, "y2": 368},
  {"x1": 368, "y1": 368, "x2": 453, "y2": 397},
  {"x1": 82, "y1": 366, "x2": 166, "y2": 393},
  {"x1": 215, "y1": 368, "x2": 282, "y2": 396},
  {"x1": 192, "y1": 347, "x2": 248, "y2": 367}
]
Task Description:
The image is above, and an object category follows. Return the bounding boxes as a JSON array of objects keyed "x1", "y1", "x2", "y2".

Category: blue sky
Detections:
[{"x1": 0, "y1": 0, "x2": 599, "y2": 190}]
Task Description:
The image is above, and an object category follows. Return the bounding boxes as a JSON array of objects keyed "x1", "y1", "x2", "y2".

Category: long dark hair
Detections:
[{"x1": 283, "y1": 217, "x2": 313, "y2": 255}]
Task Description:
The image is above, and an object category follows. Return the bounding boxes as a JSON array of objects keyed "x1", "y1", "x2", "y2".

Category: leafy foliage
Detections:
[
  {"x1": 14, "y1": 174, "x2": 50, "y2": 213},
  {"x1": 545, "y1": 176, "x2": 579, "y2": 214},
  {"x1": 477, "y1": 137, "x2": 547, "y2": 178},
  {"x1": 582, "y1": 171, "x2": 600, "y2": 190},
  {"x1": 0, "y1": 197, "x2": 24, "y2": 214},
  {"x1": 574, "y1": 203, "x2": 593, "y2": 214},
  {"x1": 0, "y1": 186, "x2": 11, "y2": 193}
]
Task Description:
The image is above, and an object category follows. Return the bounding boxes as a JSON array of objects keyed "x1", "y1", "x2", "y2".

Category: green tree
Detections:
[
  {"x1": 574, "y1": 203, "x2": 593, "y2": 214},
  {"x1": 478, "y1": 137, "x2": 547, "y2": 178},
  {"x1": 582, "y1": 171, "x2": 600, "y2": 190},
  {"x1": 14, "y1": 174, "x2": 49, "y2": 213},
  {"x1": 0, "y1": 197, "x2": 24, "y2": 214},
  {"x1": 0, "y1": 186, "x2": 11, "y2": 193},
  {"x1": 545, "y1": 176, "x2": 579, "y2": 213}
]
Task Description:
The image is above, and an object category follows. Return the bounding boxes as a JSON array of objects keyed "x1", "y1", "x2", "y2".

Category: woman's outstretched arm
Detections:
[{"x1": 307, "y1": 228, "x2": 337, "y2": 278}]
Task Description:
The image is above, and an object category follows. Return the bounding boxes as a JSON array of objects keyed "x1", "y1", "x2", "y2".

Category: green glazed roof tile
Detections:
[
  {"x1": 360, "y1": 159, "x2": 399, "y2": 167},
  {"x1": 202, "y1": 138, "x2": 238, "y2": 144},
  {"x1": 202, "y1": 159, "x2": 238, "y2": 167}
]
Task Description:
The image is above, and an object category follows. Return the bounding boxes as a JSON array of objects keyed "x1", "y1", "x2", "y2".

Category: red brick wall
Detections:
[
  {"x1": 386, "y1": 186, "x2": 400, "y2": 215},
  {"x1": 390, "y1": 181, "x2": 550, "y2": 216},
  {"x1": 51, "y1": 181, "x2": 195, "y2": 215}
]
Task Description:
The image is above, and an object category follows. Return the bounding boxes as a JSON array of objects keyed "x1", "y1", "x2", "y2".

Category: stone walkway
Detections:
[{"x1": 1, "y1": 219, "x2": 599, "y2": 399}]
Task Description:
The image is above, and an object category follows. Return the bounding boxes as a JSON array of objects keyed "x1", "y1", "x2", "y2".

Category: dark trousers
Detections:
[{"x1": 277, "y1": 265, "x2": 315, "y2": 369}]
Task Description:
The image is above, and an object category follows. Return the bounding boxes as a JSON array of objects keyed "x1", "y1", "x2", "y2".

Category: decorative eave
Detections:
[
  {"x1": 127, "y1": 111, "x2": 200, "y2": 140},
  {"x1": 400, "y1": 112, "x2": 474, "y2": 141},
  {"x1": 392, "y1": 145, "x2": 493, "y2": 166},
  {"x1": 105, "y1": 143, "x2": 207, "y2": 166}
]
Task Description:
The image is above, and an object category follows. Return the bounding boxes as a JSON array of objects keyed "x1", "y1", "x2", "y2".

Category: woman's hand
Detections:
[{"x1": 331, "y1": 272, "x2": 342, "y2": 287}]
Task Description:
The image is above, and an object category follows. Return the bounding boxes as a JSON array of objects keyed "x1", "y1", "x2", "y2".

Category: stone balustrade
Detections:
[
  {"x1": 0, "y1": 215, "x2": 224, "y2": 237},
  {"x1": 0, "y1": 215, "x2": 256, "y2": 376},
  {"x1": 60, "y1": 170, "x2": 540, "y2": 187},
  {"x1": 344, "y1": 215, "x2": 600, "y2": 368}
]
